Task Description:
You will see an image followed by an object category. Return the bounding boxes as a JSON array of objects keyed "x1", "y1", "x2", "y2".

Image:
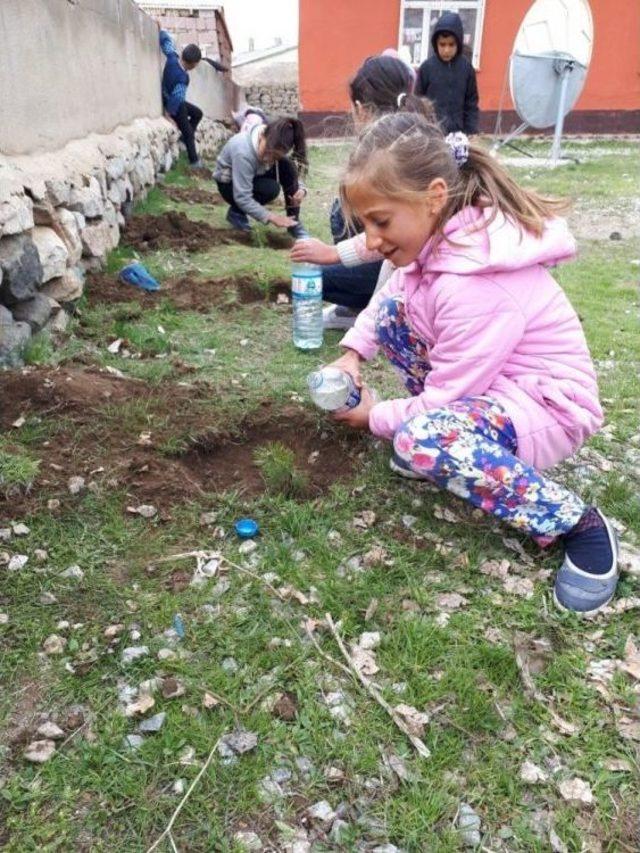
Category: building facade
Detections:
[
  {"x1": 299, "y1": 0, "x2": 640, "y2": 134},
  {"x1": 137, "y1": 0, "x2": 232, "y2": 66}
]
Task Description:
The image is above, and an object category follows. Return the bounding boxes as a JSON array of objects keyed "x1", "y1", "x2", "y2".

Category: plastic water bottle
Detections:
[
  {"x1": 292, "y1": 257, "x2": 323, "y2": 350},
  {"x1": 307, "y1": 367, "x2": 361, "y2": 412}
]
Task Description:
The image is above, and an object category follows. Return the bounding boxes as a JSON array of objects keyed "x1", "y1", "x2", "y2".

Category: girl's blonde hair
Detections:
[{"x1": 340, "y1": 113, "x2": 566, "y2": 242}]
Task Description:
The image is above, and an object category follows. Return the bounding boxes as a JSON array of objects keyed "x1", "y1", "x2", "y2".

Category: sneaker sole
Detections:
[{"x1": 552, "y1": 588, "x2": 615, "y2": 618}]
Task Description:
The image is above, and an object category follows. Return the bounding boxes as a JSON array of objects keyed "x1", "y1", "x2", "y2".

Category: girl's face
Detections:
[{"x1": 347, "y1": 179, "x2": 447, "y2": 267}]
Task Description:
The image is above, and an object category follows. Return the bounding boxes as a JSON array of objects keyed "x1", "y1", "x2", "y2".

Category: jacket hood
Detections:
[
  {"x1": 431, "y1": 11, "x2": 464, "y2": 55},
  {"x1": 415, "y1": 207, "x2": 577, "y2": 277}
]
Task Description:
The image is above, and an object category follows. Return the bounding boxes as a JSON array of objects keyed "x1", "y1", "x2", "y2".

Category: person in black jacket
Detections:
[{"x1": 415, "y1": 11, "x2": 479, "y2": 135}]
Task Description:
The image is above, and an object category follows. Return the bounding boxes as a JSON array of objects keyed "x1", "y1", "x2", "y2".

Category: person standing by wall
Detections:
[{"x1": 414, "y1": 11, "x2": 479, "y2": 136}]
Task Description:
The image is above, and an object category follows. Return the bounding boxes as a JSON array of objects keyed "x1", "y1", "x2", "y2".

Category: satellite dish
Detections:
[{"x1": 494, "y1": 0, "x2": 594, "y2": 164}]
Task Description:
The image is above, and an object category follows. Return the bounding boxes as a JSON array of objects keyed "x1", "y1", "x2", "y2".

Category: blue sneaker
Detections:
[
  {"x1": 226, "y1": 208, "x2": 252, "y2": 232},
  {"x1": 554, "y1": 509, "x2": 619, "y2": 615},
  {"x1": 119, "y1": 262, "x2": 160, "y2": 292}
]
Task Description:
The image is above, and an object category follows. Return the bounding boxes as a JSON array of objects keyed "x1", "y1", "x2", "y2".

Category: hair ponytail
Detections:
[
  {"x1": 262, "y1": 117, "x2": 309, "y2": 176},
  {"x1": 341, "y1": 113, "x2": 566, "y2": 242}
]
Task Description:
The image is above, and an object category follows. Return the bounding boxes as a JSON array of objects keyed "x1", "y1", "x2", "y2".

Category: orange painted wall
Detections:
[{"x1": 299, "y1": 0, "x2": 640, "y2": 114}]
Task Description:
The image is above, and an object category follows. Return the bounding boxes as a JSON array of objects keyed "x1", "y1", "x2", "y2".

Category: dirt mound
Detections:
[
  {"x1": 0, "y1": 369, "x2": 361, "y2": 517},
  {"x1": 123, "y1": 211, "x2": 293, "y2": 253},
  {"x1": 163, "y1": 186, "x2": 223, "y2": 205},
  {"x1": 85, "y1": 271, "x2": 291, "y2": 313}
]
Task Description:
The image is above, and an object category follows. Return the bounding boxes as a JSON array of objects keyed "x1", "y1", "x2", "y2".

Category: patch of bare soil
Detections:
[
  {"x1": 162, "y1": 186, "x2": 223, "y2": 205},
  {"x1": 0, "y1": 368, "x2": 361, "y2": 518},
  {"x1": 85, "y1": 271, "x2": 291, "y2": 313},
  {"x1": 123, "y1": 211, "x2": 293, "y2": 253}
]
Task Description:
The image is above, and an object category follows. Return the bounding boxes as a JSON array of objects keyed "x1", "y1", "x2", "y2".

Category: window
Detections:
[{"x1": 399, "y1": 0, "x2": 486, "y2": 70}]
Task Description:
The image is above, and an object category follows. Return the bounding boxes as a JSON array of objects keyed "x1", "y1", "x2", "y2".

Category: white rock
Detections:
[
  {"x1": 68, "y1": 177, "x2": 104, "y2": 218},
  {"x1": 36, "y1": 721, "x2": 65, "y2": 740},
  {"x1": 24, "y1": 739, "x2": 56, "y2": 763},
  {"x1": 520, "y1": 760, "x2": 548, "y2": 784},
  {"x1": 8, "y1": 554, "x2": 29, "y2": 572},
  {"x1": 12, "y1": 522, "x2": 30, "y2": 536},
  {"x1": 358, "y1": 631, "x2": 381, "y2": 650},
  {"x1": 34, "y1": 549, "x2": 48, "y2": 562},
  {"x1": 233, "y1": 831, "x2": 263, "y2": 851},
  {"x1": 68, "y1": 476, "x2": 86, "y2": 495},
  {"x1": 0, "y1": 612, "x2": 8, "y2": 625},
  {"x1": 558, "y1": 777, "x2": 593, "y2": 804},
  {"x1": 81, "y1": 220, "x2": 112, "y2": 259},
  {"x1": 60, "y1": 564, "x2": 84, "y2": 580},
  {"x1": 40, "y1": 592, "x2": 57, "y2": 605},
  {"x1": 307, "y1": 800, "x2": 336, "y2": 827},
  {"x1": 239, "y1": 539, "x2": 258, "y2": 555},
  {"x1": 43, "y1": 634, "x2": 66, "y2": 654},
  {"x1": 32, "y1": 226, "x2": 69, "y2": 282},
  {"x1": 121, "y1": 645, "x2": 149, "y2": 664},
  {"x1": 457, "y1": 802, "x2": 481, "y2": 847}
]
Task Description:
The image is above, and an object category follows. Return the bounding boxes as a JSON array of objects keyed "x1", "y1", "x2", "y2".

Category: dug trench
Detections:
[
  {"x1": 122, "y1": 211, "x2": 294, "y2": 253},
  {"x1": 84, "y1": 271, "x2": 291, "y2": 313},
  {"x1": 0, "y1": 368, "x2": 366, "y2": 519}
]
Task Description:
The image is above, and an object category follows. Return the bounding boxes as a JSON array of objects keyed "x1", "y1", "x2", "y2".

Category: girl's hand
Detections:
[
  {"x1": 268, "y1": 213, "x2": 297, "y2": 229},
  {"x1": 290, "y1": 238, "x2": 340, "y2": 265},
  {"x1": 332, "y1": 386, "x2": 375, "y2": 430},
  {"x1": 289, "y1": 188, "x2": 307, "y2": 205},
  {"x1": 326, "y1": 348, "x2": 363, "y2": 387}
]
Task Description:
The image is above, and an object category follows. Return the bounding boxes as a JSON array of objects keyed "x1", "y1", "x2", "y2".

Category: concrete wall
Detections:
[{"x1": 0, "y1": 0, "x2": 164, "y2": 156}]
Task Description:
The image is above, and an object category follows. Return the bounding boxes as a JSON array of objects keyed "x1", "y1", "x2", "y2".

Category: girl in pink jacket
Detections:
[{"x1": 327, "y1": 113, "x2": 618, "y2": 616}]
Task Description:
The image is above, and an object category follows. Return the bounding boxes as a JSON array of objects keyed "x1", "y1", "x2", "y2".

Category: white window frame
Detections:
[{"x1": 398, "y1": 0, "x2": 486, "y2": 70}]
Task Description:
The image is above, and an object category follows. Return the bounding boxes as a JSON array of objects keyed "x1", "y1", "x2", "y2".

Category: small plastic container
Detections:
[{"x1": 234, "y1": 518, "x2": 259, "y2": 539}]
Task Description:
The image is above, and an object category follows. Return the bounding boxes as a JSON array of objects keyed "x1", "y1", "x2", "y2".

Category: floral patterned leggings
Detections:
[{"x1": 377, "y1": 297, "x2": 586, "y2": 542}]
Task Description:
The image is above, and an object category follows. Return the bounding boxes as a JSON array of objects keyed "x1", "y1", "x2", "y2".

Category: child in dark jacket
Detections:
[
  {"x1": 415, "y1": 11, "x2": 479, "y2": 135},
  {"x1": 160, "y1": 30, "x2": 225, "y2": 168}
]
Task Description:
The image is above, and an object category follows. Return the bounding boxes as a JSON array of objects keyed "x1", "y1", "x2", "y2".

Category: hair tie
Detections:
[
  {"x1": 396, "y1": 92, "x2": 407, "y2": 108},
  {"x1": 445, "y1": 131, "x2": 469, "y2": 167}
]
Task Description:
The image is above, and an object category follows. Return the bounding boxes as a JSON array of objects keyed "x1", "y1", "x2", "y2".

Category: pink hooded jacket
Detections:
[{"x1": 340, "y1": 207, "x2": 603, "y2": 471}]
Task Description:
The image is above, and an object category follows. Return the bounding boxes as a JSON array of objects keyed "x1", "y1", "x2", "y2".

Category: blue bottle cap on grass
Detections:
[{"x1": 235, "y1": 518, "x2": 259, "y2": 539}]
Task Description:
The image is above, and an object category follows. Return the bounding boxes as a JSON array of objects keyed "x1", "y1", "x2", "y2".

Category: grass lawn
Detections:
[{"x1": 0, "y1": 138, "x2": 639, "y2": 852}]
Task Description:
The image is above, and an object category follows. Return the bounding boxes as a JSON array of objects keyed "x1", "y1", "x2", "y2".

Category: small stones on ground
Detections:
[
  {"x1": 124, "y1": 694, "x2": 155, "y2": 717},
  {"x1": 271, "y1": 766, "x2": 292, "y2": 784},
  {"x1": 307, "y1": 799, "x2": 336, "y2": 828},
  {"x1": 392, "y1": 704, "x2": 430, "y2": 737},
  {"x1": 172, "y1": 778, "x2": 186, "y2": 795},
  {"x1": 47, "y1": 499, "x2": 61, "y2": 510},
  {"x1": 219, "y1": 729, "x2": 258, "y2": 755},
  {"x1": 238, "y1": 539, "x2": 257, "y2": 556},
  {"x1": 162, "y1": 677, "x2": 185, "y2": 699},
  {"x1": 0, "y1": 528, "x2": 11, "y2": 542},
  {"x1": 402, "y1": 514, "x2": 418, "y2": 529},
  {"x1": 12, "y1": 522, "x2": 30, "y2": 536},
  {"x1": 36, "y1": 721, "x2": 65, "y2": 740},
  {"x1": 126, "y1": 504, "x2": 157, "y2": 519},
  {"x1": 34, "y1": 549, "x2": 48, "y2": 562},
  {"x1": 43, "y1": 633, "x2": 67, "y2": 655},
  {"x1": 221, "y1": 657, "x2": 238, "y2": 675},
  {"x1": 203, "y1": 691, "x2": 220, "y2": 709},
  {"x1": 179, "y1": 746, "x2": 196, "y2": 765},
  {"x1": 436, "y1": 592, "x2": 468, "y2": 611},
  {"x1": 0, "y1": 613, "x2": 8, "y2": 625},
  {"x1": 233, "y1": 830, "x2": 263, "y2": 851},
  {"x1": 121, "y1": 645, "x2": 149, "y2": 664},
  {"x1": 352, "y1": 510, "x2": 376, "y2": 530},
  {"x1": 199, "y1": 511, "x2": 218, "y2": 526},
  {"x1": 558, "y1": 777, "x2": 593, "y2": 804},
  {"x1": 358, "y1": 631, "x2": 381, "y2": 650},
  {"x1": 329, "y1": 819, "x2": 350, "y2": 844},
  {"x1": 104, "y1": 623, "x2": 124, "y2": 639},
  {"x1": 123, "y1": 734, "x2": 144, "y2": 751},
  {"x1": 457, "y1": 802, "x2": 482, "y2": 847},
  {"x1": 503, "y1": 576, "x2": 535, "y2": 598},
  {"x1": 8, "y1": 554, "x2": 28, "y2": 572},
  {"x1": 67, "y1": 476, "x2": 86, "y2": 495},
  {"x1": 520, "y1": 760, "x2": 548, "y2": 784},
  {"x1": 157, "y1": 648, "x2": 176, "y2": 661},
  {"x1": 24, "y1": 739, "x2": 56, "y2": 763},
  {"x1": 60, "y1": 564, "x2": 84, "y2": 580},
  {"x1": 138, "y1": 712, "x2": 166, "y2": 733}
]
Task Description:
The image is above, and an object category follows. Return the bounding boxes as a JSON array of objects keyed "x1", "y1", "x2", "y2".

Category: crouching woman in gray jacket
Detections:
[{"x1": 213, "y1": 117, "x2": 309, "y2": 238}]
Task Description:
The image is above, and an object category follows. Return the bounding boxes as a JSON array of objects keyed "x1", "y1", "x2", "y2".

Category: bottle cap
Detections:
[{"x1": 234, "y1": 518, "x2": 259, "y2": 539}]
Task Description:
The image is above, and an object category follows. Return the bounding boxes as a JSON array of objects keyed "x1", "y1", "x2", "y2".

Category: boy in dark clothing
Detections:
[
  {"x1": 415, "y1": 11, "x2": 479, "y2": 135},
  {"x1": 160, "y1": 31, "x2": 226, "y2": 167}
]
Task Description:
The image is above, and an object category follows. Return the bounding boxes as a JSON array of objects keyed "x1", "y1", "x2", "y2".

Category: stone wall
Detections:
[
  {"x1": 243, "y1": 84, "x2": 300, "y2": 117},
  {"x1": 0, "y1": 0, "x2": 234, "y2": 366},
  {"x1": 0, "y1": 117, "x2": 229, "y2": 366}
]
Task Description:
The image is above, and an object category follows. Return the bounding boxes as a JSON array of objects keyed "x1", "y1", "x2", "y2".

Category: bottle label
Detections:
[{"x1": 292, "y1": 273, "x2": 323, "y2": 300}]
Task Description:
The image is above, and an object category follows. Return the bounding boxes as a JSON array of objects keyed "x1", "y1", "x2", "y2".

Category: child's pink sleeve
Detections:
[
  {"x1": 339, "y1": 269, "x2": 402, "y2": 360},
  {"x1": 336, "y1": 233, "x2": 383, "y2": 267}
]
